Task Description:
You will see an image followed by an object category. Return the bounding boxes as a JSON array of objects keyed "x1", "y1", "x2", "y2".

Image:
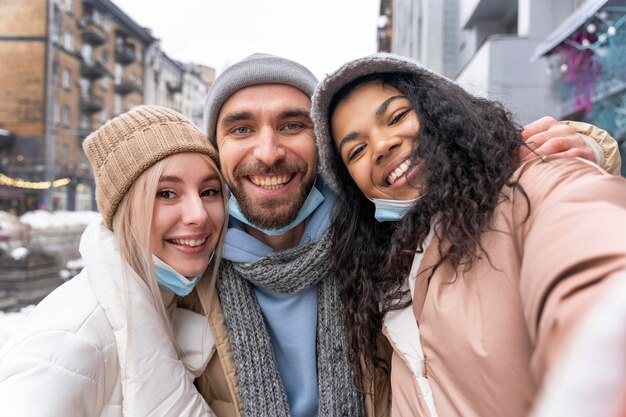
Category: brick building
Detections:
[{"x1": 0, "y1": 0, "x2": 213, "y2": 214}]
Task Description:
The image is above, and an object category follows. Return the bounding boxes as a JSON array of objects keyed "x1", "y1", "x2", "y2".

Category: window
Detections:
[
  {"x1": 75, "y1": 183, "x2": 93, "y2": 211},
  {"x1": 100, "y1": 77, "x2": 109, "y2": 91},
  {"x1": 53, "y1": 102, "x2": 60, "y2": 126},
  {"x1": 80, "y1": 114, "x2": 91, "y2": 130},
  {"x1": 79, "y1": 77, "x2": 91, "y2": 97},
  {"x1": 61, "y1": 143, "x2": 69, "y2": 164},
  {"x1": 62, "y1": 68, "x2": 71, "y2": 90},
  {"x1": 62, "y1": 105, "x2": 70, "y2": 128},
  {"x1": 99, "y1": 108, "x2": 107, "y2": 124},
  {"x1": 65, "y1": 0, "x2": 73, "y2": 13},
  {"x1": 101, "y1": 48, "x2": 109, "y2": 63},
  {"x1": 114, "y1": 63, "x2": 123, "y2": 83},
  {"x1": 114, "y1": 94, "x2": 122, "y2": 115},
  {"x1": 52, "y1": 13, "x2": 62, "y2": 44},
  {"x1": 63, "y1": 32, "x2": 73, "y2": 51},
  {"x1": 52, "y1": 187, "x2": 67, "y2": 211},
  {"x1": 51, "y1": 60, "x2": 59, "y2": 90}
]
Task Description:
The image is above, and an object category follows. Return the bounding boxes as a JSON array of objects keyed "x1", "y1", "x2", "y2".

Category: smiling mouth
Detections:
[
  {"x1": 168, "y1": 238, "x2": 207, "y2": 247},
  {"x1": 387, "y1": 159, "x2": 411, "y2": 185},
  {"x1": 248, "y1": 174, "x2": 293, "y2": 190}
]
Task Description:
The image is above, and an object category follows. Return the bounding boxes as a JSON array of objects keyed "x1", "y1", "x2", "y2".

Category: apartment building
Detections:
[
  {"x1": 377, "y1": 0, "x2": 592, "y2": 124},
  {"x1": 0, "y1": 0, "x2": 155, "y2": 213},
  {"x1": 0, "y1": 0, "x2": 215, "y2": 214},
  {"x1": 144, "y1": 50, "x2": 214, "y2": 129},
  {"x1": 378, "y1": 0, "x2": 625, "y2": 174},
  {"x1": 532, "y1": 0, "x2": 626, "y2": 175}
]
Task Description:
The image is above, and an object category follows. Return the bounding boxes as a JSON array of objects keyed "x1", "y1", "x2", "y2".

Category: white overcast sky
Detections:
[{"x1": 115, "y1": 0, "x2": 381, "y2": 79}]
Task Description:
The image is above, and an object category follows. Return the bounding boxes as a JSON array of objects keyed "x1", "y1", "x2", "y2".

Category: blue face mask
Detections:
[
  {"x1": 227, "y1": 186, "x2": 325, "y2": 236},
  {"x1": 368, "y1": 197, "x2": 419, "y2": 222},
  {"x1": 153, "y1": 255, "x2": 208, "y2": 297}
]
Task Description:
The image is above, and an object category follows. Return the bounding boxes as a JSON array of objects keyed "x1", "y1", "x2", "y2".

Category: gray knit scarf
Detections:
[{"x1": 218, "y1": 231, "x2": 364, "y2": 417}]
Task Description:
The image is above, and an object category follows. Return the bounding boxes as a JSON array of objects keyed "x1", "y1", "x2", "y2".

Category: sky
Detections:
[{"x1": 115, "y1": 0, "x2": 382, "y2": 79}]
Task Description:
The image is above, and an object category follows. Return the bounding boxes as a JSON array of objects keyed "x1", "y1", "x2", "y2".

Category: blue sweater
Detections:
[{"x1": 222, "y1": 178, "x2": 335, "y2": 417}]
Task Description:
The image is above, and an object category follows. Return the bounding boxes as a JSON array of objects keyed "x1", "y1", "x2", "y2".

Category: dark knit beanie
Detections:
[{"x1": 203, "y1": 53, "x2": 318, "y2": 146}]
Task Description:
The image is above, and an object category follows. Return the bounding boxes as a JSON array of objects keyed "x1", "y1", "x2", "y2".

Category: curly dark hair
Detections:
[{"x1": 327, "y1": 71, "x2": 527, "y2": 391}]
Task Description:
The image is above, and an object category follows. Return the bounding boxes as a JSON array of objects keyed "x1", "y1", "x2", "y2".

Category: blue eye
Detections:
[
  {"x1": 234, "y1": 126, "x2": 250, "y2": 135},
  {"x1": 284, "y1": 123, "x2": 302, "y2": 130}
]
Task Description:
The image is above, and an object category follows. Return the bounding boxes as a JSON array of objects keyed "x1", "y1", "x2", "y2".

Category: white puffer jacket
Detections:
[{"x1": 0, "y1": 220, "x2": 216, "y2": 417}]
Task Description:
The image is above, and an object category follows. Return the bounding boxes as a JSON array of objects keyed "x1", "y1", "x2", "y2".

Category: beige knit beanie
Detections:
[{"x1": 83, "y1": 105, "x2": 220, "y2": 229}]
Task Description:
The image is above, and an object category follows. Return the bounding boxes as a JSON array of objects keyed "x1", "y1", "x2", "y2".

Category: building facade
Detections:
[
  {"x1": 532, "y1": 0, "x2": 626, "y2": 175},
  {"x1": 377, "y1": 0, "x2": 590, "y2": 124},
  {"x1": 144, "y1": 50, "x2": 214, "y2": 129},
  {"x1": 377, "y1": 0, "x2": 625, "y2": 173},
  {"x1": 0, "y1": 0, "x2": 154, "y2": 213},
  {"x1": 0, "y1": 0, "x2": 214, "y2": 214}
]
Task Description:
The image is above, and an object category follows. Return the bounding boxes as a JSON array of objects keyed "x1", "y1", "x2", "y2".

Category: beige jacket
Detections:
[
  {"x1": 194, "y1": 291, "x2": 391, "y2": 417},
  {"x1": 563, "y1": 120, "x2": 621, "y2": 175},
  {"x1": 387, "y1": 157, "x2": 626, "y2": 417}
]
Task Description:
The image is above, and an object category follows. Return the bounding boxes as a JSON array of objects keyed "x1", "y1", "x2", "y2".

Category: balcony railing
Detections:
[
  {"x1": 114, "y1": 76, "x2": 142, "y2": 95},
  {"x1": 81, "y1": 57, "x2": 108, "y2": 80},
  {"x1": 80, "y1": 94, "x2": 104, "y2": 113},
  {"x1": 166, "y1": 80, "x2": 183, "y2": 93},
  {"x1": 79, "y1": 17, "x2": 108, "y2": 46},
  {"x1": 115, "y1": 44, "x2": 136, "y2": 65}
]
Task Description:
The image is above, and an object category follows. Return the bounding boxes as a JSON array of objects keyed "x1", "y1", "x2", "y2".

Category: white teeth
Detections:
[
  {"x1": 387, "y1": 160, "x2": 411, "y2": 185},
  {"x1": 171, "y1": 238, "x2": 207, "y2": 247},
  {"x1": 250, "y1": 175, "x2": 291, "y2": 189}
]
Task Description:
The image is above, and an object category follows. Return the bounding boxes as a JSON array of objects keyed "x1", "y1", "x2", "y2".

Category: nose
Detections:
[
  {"x1": 182, "y1": 194, "x2": 209, "y2": 226},
  {"x1": 252, "y1": 127, "x2": 286, "y2": 166},
  {"x1": 373, "y1": 133, "x2": 401, "y2": 164}
]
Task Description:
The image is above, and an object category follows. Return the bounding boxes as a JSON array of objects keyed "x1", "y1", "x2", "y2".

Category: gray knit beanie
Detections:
[
  {"x1": 311, "y1": 52, "x2": 450, "y2": 195},
  {"x1": 203, "y1": 53, "x2": 318, "y2": 146}
]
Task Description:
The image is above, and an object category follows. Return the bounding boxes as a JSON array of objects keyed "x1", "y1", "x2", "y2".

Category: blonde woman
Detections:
[{"x1": 0, "y1": 106, "x2": 227, "y2": 417}]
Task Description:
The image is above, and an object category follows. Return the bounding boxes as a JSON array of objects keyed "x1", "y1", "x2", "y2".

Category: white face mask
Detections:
[{"x1": 367, "y1": 197, "x2": 419, "y2": 222}]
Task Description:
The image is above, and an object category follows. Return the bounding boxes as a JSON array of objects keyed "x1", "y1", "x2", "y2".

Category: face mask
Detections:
[
  {"x1": 152, "y1": 254, "x2": 209, "y2": 297},
  {"x1": 368, "y1": 197, "x2": 419, "y2": 222},
  {"x1": 227, "y1": 186, "x2": 325, "y2": 236}
]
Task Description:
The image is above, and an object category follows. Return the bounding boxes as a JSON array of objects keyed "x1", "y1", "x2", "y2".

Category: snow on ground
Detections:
[
  {"x1": 0, "y1": 210, "x2": 99, "y2": 349},
  {"x1": 19, "y1": 210, "x2": 100, "y2": 229}
]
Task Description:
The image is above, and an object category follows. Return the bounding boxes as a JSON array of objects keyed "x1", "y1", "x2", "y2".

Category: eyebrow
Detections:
[
  {"x1": 219, "y1": 111, "x2": 253, "y2": 127},
  {"x1": 280, "y1": 108, "x2": 312, "y2": 120},
  {"x1": 159, "y1": 174, "x2": 221, "y2": 183},
  {"x1": 337, "y1": 131, "x2": 359, "y2": 154},
  {"x1": 375, "y1": 95, "x2": 405, "y2": 117},
  {"x1": 220, "y1": 107, "x2": 311, "y2": 127}
]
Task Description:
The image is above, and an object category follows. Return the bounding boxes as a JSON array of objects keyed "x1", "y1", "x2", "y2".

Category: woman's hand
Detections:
[{"x1": 520, "y1": 116, "x2": 595, "y2": 163}]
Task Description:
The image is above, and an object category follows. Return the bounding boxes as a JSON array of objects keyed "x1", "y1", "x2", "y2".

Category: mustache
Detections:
[{"x1": 233, "y1": 160, "x2": 308, "y2": 177}]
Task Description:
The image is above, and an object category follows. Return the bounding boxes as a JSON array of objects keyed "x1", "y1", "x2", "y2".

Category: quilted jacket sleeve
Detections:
[
  {"x1": 514, "y1": 157, "x2": 626, "y2": 385},
  {"x1": 0, "y1": 330, "x2": 108, "y2": 417}
]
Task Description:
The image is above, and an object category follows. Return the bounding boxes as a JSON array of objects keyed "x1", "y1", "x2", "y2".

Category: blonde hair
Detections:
[{"x1": 111, "y1": 153, "x2": 228, "y2": 357}]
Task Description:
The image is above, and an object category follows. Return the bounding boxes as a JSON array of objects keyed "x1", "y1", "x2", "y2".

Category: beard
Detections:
[{"x1": 228, "y1": 159, "x2": 316, "y2": 230}]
